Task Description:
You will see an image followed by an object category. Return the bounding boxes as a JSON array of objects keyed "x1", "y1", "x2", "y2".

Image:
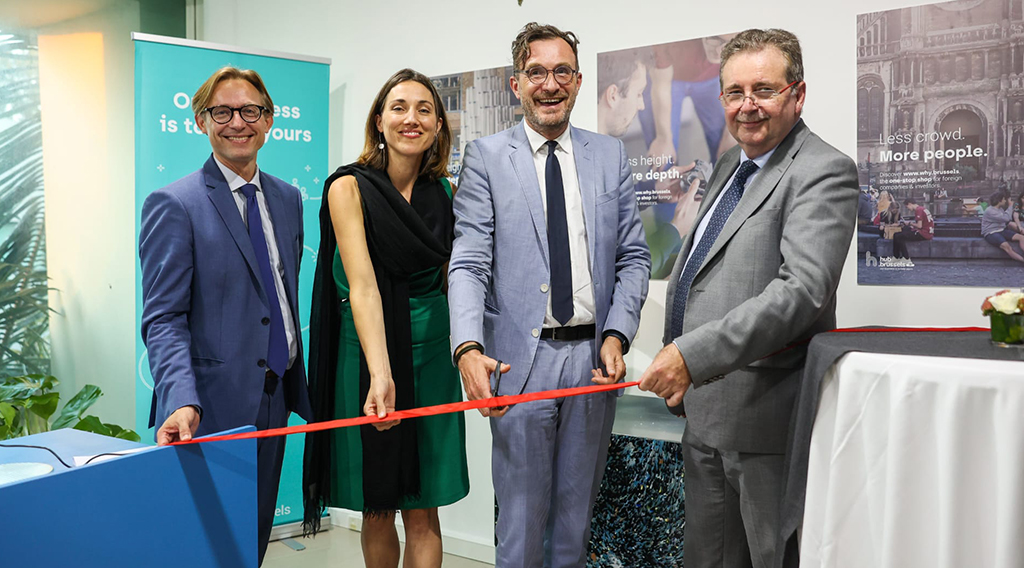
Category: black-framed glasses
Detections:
[
  {"x1": 204, "y1": 104, "x2": 269, "y2": 124},
  {"x1": 517, "y1": 65, "x2": 578, "y2": 85},
  {"x1": 719, "y1": 80, "x2": 800, "y2": 109}
]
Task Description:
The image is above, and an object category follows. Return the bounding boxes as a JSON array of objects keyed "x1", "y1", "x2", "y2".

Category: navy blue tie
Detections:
[
  {"x1": 545, "y1": 140, "x2": 573, "y2": 325},
  {"x1": 669, "y1": 160, "x2": 759, "y2": 338},
  {"x1": 240, "y1": 183, "x2": 289, "y2": 377}
]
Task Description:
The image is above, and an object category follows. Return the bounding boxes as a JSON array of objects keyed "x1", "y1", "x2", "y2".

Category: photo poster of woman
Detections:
[
  {"x1": 856, "y1": 0, "x2": 1024, "y2": 286},
  {"x1": 597, "y1": 33, "x2": 738, "y2": 279},
  {"x1": 430, "y1": 66, "x2": 523, "y2": 187}
]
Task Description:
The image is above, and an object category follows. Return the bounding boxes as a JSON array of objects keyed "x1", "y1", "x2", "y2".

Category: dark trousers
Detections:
[
  {"x1": 255, "y1": 376, "x2": 289, "y2": 566},
  {"x1": 893, "y1": 231, "x2": 926, "y2": 259}
]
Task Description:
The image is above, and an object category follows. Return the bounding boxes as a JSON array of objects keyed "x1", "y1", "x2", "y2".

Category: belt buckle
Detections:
[{"x1": 551, "y1": 327, "x2": 566, "y2": 341}]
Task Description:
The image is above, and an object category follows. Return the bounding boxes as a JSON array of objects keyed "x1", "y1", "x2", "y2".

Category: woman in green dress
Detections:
[{"x1": 303, "y1": 69, "x2": 469, "y2": 568}]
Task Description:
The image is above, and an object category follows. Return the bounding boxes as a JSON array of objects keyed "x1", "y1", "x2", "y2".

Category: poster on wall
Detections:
[
  {"x1": 596, "y1": 33, "x2": 738, "y2": 279},
  {"x1": 133, "y1": 34, "x2": 329, "y2": 528},
  {"x1": 856, "y1": 0, "x2": 1024, "y2": 286},
  {"x1": 430, "y1": 65, "x2": 522, "y2": 186}
]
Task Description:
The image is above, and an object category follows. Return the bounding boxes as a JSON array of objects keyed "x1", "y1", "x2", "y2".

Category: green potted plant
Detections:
[
  {"x1": 0, "y1": 375, "x2": 140, "y2": 441},
  {"x1": 981, "y1": 289, "x2": 1024, "y2": 346}
]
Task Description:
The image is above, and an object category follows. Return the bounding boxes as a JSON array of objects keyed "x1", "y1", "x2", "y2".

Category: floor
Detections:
[{"x1": 263, "y1": 527, "x2": 493, "y2": 568}]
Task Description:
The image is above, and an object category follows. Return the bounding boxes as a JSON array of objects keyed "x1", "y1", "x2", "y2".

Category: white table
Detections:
[{"x1": 801, "y1": 351, "x2": 1024, "y2": 568}]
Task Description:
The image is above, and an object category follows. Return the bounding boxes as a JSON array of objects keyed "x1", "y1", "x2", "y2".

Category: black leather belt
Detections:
[
  {"x1": 541, "y1": 324, "x2": 596, "y2": 341},
  {"x1": 264, "y1": 369, "x2": 279, "y2": 395}
]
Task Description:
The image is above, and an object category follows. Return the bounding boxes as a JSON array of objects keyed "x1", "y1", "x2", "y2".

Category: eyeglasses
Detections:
[
  {"x1": 719, "y1": 81, "x2": 800, "y2": 109},
  {"x1": 517, "y1": 65, "x2": 579, "y2": 85},
  {"x1": 204, "y1": 104, "x2": 269, "y2": 124}
]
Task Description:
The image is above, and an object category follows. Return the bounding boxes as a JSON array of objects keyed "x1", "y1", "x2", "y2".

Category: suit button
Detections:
[
  {"x1": 261, "y1": 317, "x2": 270, "y2": 325},
  {"x1": 532, "y1": 328, "x2": 540, "y2": 338},
  {"x1": 540, "y1": 283, "x2": 549, "y2": 293},
  {"x1": 257, "y1": 359, "x2": 266, "y2": 368}
]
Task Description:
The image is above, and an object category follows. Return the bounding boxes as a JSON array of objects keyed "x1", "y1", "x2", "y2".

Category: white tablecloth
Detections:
[{"x1": 801, "y1": 351, "x2": 1024, "y2": 568}]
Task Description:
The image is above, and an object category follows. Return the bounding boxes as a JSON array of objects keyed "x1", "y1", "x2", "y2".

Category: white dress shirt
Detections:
[
  {"x1": 682, "y1": 147, "x2": 777, "y2": 272},
  {"x1": 214, "y1": 157, "x2": 299, "y2": 369},
  {"x1": 523, "y1": 122, "x2": 596, "y2": 328}
]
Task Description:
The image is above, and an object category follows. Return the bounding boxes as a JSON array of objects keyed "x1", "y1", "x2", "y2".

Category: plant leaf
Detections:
[
  {"x1": 0, "y1": 401, "x2": 15, "y2": 427},
  {"x1": 51, "y1": 384, "x2": 102, "y2": 430},
  {"x1": 73, "y1": 415, "x2": 111, "y2": 437},
  {"x1": 0, "y1": 376, "x2": 41, "y2": 401},
  {"x1": 24, "y1": 391, "x2": 58, "y2": 420},
  {"x1": 114, "y1": 429, "x2": 141, "y2": 443}
]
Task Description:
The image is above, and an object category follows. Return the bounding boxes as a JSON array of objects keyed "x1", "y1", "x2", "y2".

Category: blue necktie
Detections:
[
  {"x1": 669, "y1": 160, "x2": 759, "y2": 338},
  {"x1": 240, "y1": 183, "x2": 289, "y2": 377},
  {"x1": 545, "y1": 140, "x2": 573, "y2": 325}
]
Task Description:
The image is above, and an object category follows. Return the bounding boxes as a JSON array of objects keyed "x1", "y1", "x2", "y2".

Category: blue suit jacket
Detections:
[
  {"x1": 140, "y1": 155, "x2": 313, "y2": 436},
  {"x1": 448, "y1": 123, "x2": 650, "y2": 395}
]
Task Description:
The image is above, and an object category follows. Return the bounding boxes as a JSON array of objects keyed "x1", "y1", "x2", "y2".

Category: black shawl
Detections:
[{"x1": 303, "y1": 163, "x2": 452, "y2": 533}]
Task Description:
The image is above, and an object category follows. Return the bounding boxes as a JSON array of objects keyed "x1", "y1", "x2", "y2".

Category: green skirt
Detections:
[{"x1": 328, "y1": 294, "x2": 469, "y2": 511}]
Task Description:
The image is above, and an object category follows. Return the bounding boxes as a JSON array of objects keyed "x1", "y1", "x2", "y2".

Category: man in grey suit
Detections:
[
  {"x1": 638, "y1": 29, "x2": 858, "y2": 568},
  {"x1": 448, "y1": 22, "x2": 650, "y2": 568}
]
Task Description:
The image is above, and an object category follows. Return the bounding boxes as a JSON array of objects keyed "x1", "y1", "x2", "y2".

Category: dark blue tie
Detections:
[
  {"x1": 545, "y1": 140, "x2": 573, "y2": 325},
  {"x1": 240, "y1": 183, "x2": 289, "y2": 377},
  {"x1": 669, "y1": 160, "x2": 759, "y2": 338}
]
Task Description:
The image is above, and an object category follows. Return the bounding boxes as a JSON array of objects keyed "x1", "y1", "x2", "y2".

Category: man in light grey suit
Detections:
[
  {"x1": 638, "y1": 29, "x2": 858, "y2": 568},
  {"x1": 448, "y1": 22, "x2": 650, "y2": 568}
]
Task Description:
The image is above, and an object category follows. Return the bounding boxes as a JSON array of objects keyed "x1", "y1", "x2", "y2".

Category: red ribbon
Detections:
[
  {"x1": 171, "y1": 325, "x2": 992, "y2": 446},
  {"x1": 171, "y1": 380, "x2": 640, "y2": 445}
]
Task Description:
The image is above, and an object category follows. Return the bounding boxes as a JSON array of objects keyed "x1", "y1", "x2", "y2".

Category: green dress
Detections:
[{"x1": 328, "y1": 185, "x2": 469, "y2": 511}]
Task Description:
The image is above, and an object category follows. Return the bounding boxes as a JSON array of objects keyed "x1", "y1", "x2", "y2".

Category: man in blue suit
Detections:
[
  {"x1": 140, "y1": 67, "x2": 312, "y2": 566},
  {"x1": 448, "y1": 23, "x2": 650, "y2": 568}
]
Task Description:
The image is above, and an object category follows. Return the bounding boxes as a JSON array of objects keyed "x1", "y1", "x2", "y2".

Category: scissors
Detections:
[{"x1": 491, "y1": 359, "x2": 507, "y2": 412}]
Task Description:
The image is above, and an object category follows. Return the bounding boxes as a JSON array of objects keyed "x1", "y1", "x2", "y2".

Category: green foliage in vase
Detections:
[{"x1": 0, "y1": 375, "x2": 140, "y2": 442}]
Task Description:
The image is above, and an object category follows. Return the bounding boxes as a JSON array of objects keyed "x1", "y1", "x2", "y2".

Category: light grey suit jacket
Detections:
[
  {"x1": 663, "y1": 119, "x2": 858, "y2": 453},
  {"x1": 449, "y1": 122, "x2": 650, "y2": 396}
]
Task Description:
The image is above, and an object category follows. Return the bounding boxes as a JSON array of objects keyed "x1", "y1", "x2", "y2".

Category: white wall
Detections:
[
  {"x1": 200, "y1": 0, "x2": 998, "y2": 332},
  {"x1": 199, "y1": 0, "x2": 1002, "y2": 559},
  {"x1": 40, "y1": 1, "x2": 139, "y2": 430}
]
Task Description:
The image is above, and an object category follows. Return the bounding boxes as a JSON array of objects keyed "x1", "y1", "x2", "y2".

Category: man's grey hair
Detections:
[{"x1": 719, "y1": 29, "x2": 804, "y2": 88}]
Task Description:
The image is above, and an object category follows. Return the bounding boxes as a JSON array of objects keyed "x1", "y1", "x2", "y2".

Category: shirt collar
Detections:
[
  {"x1": 739, "y1": 147, "x2": 776, "y2": 170},
  {"x1": 213, "y1": 155, "x2": 262, "y2": 193},
  {"x1": 523, "y1": 121, "x2": 573, "y2": 157}
]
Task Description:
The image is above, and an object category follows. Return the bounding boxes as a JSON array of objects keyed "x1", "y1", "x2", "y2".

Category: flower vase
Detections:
[{"x1": 990, "y1": 312, "x2": 1024, "y2": 346}]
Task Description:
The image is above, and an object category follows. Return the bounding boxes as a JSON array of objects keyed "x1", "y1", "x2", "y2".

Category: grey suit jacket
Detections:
[
  {"x1": 449, "y1": 122, "x2": 650, "y2": 395},
  {"x1": 663, "y1": 119, "x2": 858, "y2": 453}
]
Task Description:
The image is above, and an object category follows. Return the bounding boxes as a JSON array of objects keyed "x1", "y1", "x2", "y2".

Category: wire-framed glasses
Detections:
[
  {"x1": 719, "y1": 81, "x2": 800, "y2": 109},
  {"x1": 517, "y1": 65, "x2": 578, "y2": 85}
]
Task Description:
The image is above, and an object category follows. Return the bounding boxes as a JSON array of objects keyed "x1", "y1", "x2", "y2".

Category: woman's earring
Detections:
[{"x1": 377, "y1": 133, "x2": 385, "y2": 150}]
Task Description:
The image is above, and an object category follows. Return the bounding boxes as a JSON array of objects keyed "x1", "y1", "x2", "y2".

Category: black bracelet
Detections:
[{"x1": 453, "y1": 342, "x2": 483, "y2": 366}]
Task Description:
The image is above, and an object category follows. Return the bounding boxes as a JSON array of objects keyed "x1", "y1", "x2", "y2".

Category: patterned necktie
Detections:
[
  {"x1": 240, "y1": 183, "x2": 289, "y2": 377},
  {"x1": 669, "y1": 160, "x2": 759, "y2": 338},
  {"x1": 545, "y1": 140, "x2": 573, "y2": 325}
]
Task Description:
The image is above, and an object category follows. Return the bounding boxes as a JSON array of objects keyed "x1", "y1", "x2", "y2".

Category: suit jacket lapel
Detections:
[
  {"x1": 261, "y1": 172, "x2": 299, "y2": 313},
  {"x1": 676, "y1": 150, "x2": 737, "y2": 269},
  {"x1": 203, "y1": 155, "x2": 268, "y2": 306},
  {"x1": 572, "y1": 126, "x2": 597, "y2": 270},
  {"x1": 698, "y1": 120, "x2": 808, "y2": 273},
  {"x1": 508, "y1": 123, "x2": 549, "y2": 264}
]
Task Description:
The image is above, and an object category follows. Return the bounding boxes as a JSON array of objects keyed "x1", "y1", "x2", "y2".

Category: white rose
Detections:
[{"x1": 990, "y1": 292, "x2": 1024, "y2": 315}]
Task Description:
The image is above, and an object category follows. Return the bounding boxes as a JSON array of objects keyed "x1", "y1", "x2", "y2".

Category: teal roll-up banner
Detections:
[{"x1": 133, "y1": 33, "x2": 329, "y2": 528}]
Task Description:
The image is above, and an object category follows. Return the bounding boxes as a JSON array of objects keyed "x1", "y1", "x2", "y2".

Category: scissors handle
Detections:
[{"x1": 491, "y1": 359, "x2": 506, "y2": 411}]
